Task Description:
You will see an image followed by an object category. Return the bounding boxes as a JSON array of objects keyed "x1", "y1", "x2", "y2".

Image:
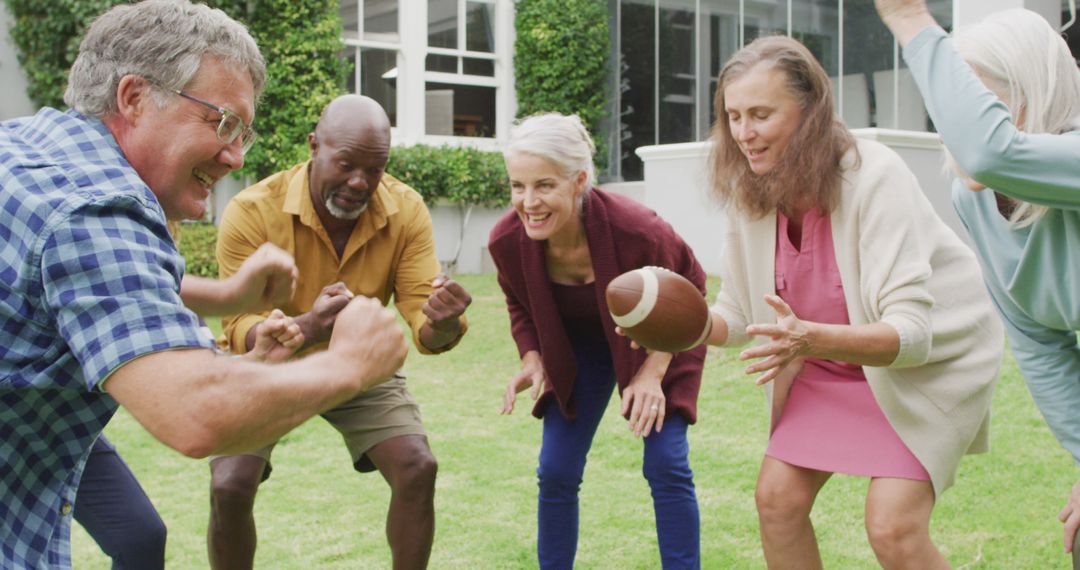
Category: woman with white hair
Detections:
[
  {"x1": 488, "y1": 112, "x2": 706, "y2": 569},
  {"x1": 876, "y1": 0, "x2": 1080, "y2": 554}
]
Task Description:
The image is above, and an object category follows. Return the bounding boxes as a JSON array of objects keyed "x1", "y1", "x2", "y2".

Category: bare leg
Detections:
[
  {"x1": 207, "y1": 455, "x2": 266, "y2": 570},
  {"x1": 865, "y1": 477, "x2": 949, "y2": 570},
  {"x1": 366, "y1": 435, "x2": 438, "y2": 570},
  {"x1": 755, "y1": 456, "x2": 832, "y2": 570}
]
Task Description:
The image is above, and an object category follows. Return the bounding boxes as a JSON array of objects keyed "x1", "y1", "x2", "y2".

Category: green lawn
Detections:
[{"x1": 72, "y1": 274, "x2": 1076, "y2": 568}]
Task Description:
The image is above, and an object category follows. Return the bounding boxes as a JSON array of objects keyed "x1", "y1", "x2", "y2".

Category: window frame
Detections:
[
  {"x1": 341, "y1": 1, "x2": 403, "y2": 126},
  {"x1": 423, "y1": 0, "x2": 500, "y2": 138}
]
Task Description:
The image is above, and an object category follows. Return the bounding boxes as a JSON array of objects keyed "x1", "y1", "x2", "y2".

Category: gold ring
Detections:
[{"x1": 650, "y1": 404, "x2": 659, "y2": 412}]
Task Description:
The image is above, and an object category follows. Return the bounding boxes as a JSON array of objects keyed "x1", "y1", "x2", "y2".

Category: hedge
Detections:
[
  {"x1": 174, "y1": 222, "x2": 220, "y2": 278},
  {"x1": 2, "y1": 0, "x2": 128, "y2": 109},
  {"x1": 387, "y1": 144, "x2": 508, "y2": 208}
]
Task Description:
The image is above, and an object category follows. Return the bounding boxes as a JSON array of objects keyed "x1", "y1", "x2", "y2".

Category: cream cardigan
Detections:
[{"x1": 712, "y1": 138, "x2": 1004, "y2": 496}]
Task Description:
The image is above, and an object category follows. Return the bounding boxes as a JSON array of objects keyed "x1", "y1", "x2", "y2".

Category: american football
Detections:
[{"x1": 605, "y1": 266, "x2": 711, "y2": 353}]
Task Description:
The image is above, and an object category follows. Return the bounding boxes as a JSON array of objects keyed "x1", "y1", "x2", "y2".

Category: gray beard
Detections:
[{"x1": 325, "y1": 195, "x2": 367, "y2": 220}]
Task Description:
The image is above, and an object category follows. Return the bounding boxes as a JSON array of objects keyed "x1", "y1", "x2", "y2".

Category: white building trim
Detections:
[{"x1": 369, "y1": 0, "x2": 515, "y2": 148}]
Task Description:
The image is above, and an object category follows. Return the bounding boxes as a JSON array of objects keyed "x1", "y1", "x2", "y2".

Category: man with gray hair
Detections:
[{"x1": 0, "y1": 2, "x2": 408, "y2": 567}]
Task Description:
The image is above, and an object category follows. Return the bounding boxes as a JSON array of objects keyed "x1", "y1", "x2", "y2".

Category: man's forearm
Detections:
[
  {"x1": 104, "y1": 348, "x2": 368, "y2": 457},
  {"x1": 180, "y1": 275, "x2": 236, "y2": 317},
  {"x1": 244, "y1": 321, "x2": 260, "y2": 353}
]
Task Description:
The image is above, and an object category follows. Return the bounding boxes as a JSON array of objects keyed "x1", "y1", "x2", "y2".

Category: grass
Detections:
[{"x1": 72, "y1": 274, "x2": 1076, "y2": 568}]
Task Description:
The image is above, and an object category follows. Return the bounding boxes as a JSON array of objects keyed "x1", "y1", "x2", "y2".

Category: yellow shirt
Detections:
[{"x1": 216, "y1": 161, "x2": 465, "y2": 356}]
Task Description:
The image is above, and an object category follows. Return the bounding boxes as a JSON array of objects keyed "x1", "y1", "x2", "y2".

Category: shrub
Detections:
[
  {"x1": 388, "y1": 144, "x2": 508, "y2": 208},
  {"x1": 174, "y1": 222, "x2": 219, "y2": 278},
  {"x1": 514, "y1": 0, "x2": 610, "y2": 171}
]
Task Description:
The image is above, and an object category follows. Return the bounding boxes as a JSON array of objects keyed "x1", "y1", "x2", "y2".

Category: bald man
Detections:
[{"x1": 208, "y1": 95, "x2": 472, "y2": 569}]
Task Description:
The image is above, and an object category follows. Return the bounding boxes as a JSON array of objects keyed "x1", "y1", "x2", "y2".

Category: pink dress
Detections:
[{"x1": 765, "y1": 209, "x2": 929, "y2": 480}]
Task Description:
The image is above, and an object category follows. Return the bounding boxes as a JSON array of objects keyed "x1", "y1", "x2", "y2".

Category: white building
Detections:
[
  {"x1": 1, "y1": 1, "x2": 1075, "y2": 273},
  {"x1": 339, "y1": 1, "x2": 1069, "y2": 177},
  {"x1": 338, "y1": 0, "x2": 1073, "y2": 273}
]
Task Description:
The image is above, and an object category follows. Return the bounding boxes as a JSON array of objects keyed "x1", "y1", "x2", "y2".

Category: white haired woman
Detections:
[
  {"x1": 488, "y1": 113, "x2": 706, "y2": 569},
  {"x1": 876, "y1": 0, "x2": 1080, "y2": 554}
]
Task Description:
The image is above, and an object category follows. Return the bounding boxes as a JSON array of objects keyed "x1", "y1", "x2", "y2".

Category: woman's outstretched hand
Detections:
[{"x1": 741, "y1": 295, "x2": 813, "y2": 385}]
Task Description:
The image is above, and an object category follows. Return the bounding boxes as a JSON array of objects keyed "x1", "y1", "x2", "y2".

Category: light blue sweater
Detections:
[{"x1": 904, "y1": 26, "x2": 1080, "y2": 464}]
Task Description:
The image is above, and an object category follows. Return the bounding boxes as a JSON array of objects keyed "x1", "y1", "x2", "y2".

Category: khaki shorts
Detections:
[{"x1": 212, "y1": 375, "x2": 425, "y2": 479}]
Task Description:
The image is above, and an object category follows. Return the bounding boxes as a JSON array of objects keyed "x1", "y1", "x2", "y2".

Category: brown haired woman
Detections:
[{"x1": 700, "y1": 36, "x2": 1003, "y2": 569}]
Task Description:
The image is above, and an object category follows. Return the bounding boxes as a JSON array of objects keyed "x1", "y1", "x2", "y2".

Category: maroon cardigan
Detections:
[{"x1": 488, "y1": 188, "x2": 707, "y2": 423}]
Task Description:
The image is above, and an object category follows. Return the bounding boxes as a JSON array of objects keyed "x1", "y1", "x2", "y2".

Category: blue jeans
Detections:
[
  {"x1": 537, "y1": 342, "x2": 700, "y2": 569},
  {"x1": 75, "y1": 436, "x2": 166, "y2": 570}
]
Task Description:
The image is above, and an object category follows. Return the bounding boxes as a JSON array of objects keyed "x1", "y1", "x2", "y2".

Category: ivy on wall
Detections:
[
  {"x1": 216, "y1": 0, "x2": 346, "y2": 181},
  {"x1": 2, "y1": 0, "x2": 345, "y2": 181},
  {"x1": 3, "y1": 0, "x2": 127, "y2": 109},
  {"x1": 513, "y1": 0, "x2": 610, "y2": 172},
  {"x1": 2, "y1": 0, "x2": 589, "y2": 208}
]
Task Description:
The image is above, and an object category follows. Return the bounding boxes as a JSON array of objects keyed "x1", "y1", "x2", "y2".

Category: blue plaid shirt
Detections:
[{"x1": 0, "y1": 108, "x2": 215, "y2": 569}]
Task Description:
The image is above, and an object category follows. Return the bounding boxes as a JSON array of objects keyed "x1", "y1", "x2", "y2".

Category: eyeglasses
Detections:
[{"x1": 159, "y1": 85, "x2": 257, "y2": 154}]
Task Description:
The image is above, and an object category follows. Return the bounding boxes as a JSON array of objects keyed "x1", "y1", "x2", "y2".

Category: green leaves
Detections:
[
  {"x1": 174, "y1": 222, "x2": 219, "y2": 278},
  {"x1": 5, "y1": 0, "x2": 607, "y2": 189},
  {"x1": 513, "y1": 0, "x2": 610, "y2": 172},
  {"x1": 4, "y1": 0, "x2": 345, "y2": 182},
  {"x1": 387, "y1": 144, "x2": 508, "y2": 209},
  {"x1": 4, "y1": 0, "x2": 129, "y2": 109},
  {"x1": 210, "y1": 0, "x2": 347, "y2": 181}
]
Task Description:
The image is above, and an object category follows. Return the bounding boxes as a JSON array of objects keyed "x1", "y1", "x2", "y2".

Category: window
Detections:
[
  {"x1": 618, "y1": 1, "x2": 655, "y2": 181},
  {"x1": 425, "y1": 0, "x2": 497, "y2": 137},
  {"x1": 840, "y1": 0, "x2": 950, "y2": 131},
  {"x1": 341, "y1": 0, "x2": 400, "y2": 125},
  {"x1": 699, "y1": 1, "x2": 739, "y2": 142},
  {"x1": 885, "y1": 1, "x2": 950, "y2": 131},
  {"x1": 659, "y1": 4, "x2": 696, "y2": 144}
]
